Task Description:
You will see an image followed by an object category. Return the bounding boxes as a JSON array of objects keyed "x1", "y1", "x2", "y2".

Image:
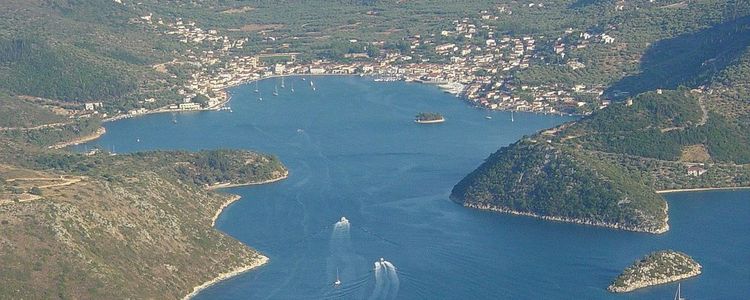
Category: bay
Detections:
[{"x1": 78, "y1": 76, "x2": 750, "y2": 299}]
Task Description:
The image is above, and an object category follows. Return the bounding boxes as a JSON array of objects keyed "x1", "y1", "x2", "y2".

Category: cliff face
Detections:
[
  {"x1": 0, "y1": 150, "x2": 287, "y2": 299},
  {"x1": 451, "y1": 140, "x2": 668, "y2": 233},
  {"x1": 608, "y1": 250, "x2": 702, "y2": 293}
]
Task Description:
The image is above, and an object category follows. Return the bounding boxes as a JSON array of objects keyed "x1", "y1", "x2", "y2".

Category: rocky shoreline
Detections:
[
  {"x1": 182, "y1": 171, "x2": 290, "y2": 298},
  {"x1": 414, "y1": 118, "x2": 445, "y2": 124},
  {"x1": 608, "y1": 250, "x2": 702, "y2": 293},
  {"x1": 463, "y1": 202, "x2": 669, "y2": 234},
  {"x1": 207, "y1": 171, "x2": 289, "y2": 227},
  {"x1": 205, "y1": 171, "x2": 289, "y2": 191},
  {"x1": 182, "y1": 255, "x2": 269, "y2": 300},
  {"x1": 48, "y1": 127, "x2": 106, "y2": 149}
]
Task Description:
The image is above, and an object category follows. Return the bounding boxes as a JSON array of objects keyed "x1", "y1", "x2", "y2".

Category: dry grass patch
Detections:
[
  {"x1": 228, "y1": 24, "x2": 284, "y2": 32},
  {"x1": 680, "y1": 144, "x2": 711, "y2": 162},
  {"x1": 220, "y1": 6, "x2": 255, "y2": 14}
]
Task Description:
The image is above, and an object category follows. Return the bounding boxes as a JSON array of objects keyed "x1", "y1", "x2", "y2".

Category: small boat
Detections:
[
  {"x1": 333, "y1": 268, "x2": 341, "y2": 287},
  {"x1": 254, "y1": 81, "x2": 259, "y2": 93},
  {"x1": 511, "y1": 111, "x2": 515, "y2": 122},
  {"x1": 273, "y1": 85, "x2": 279, "y2": 96},
  {"x1": 302, "y1": 77, "x2": 306, "y2": 81},
  {"x1": 281, "y1": 76, "x2": 285, "y2": 88},
  {"x1": 485, "y1": 116, "x2": 492, "y2": 120},
  {"x1": 291, "y1": 81, "x2": 295, "y2": 93},
  {"x1": 674, "y1": 283, "x2": 685, "y2": 300}
]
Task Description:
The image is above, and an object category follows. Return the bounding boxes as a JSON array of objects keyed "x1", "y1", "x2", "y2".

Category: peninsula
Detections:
[
  {"x1": 0, "y1": 148, "x2": 288, "y2": 299},
  {"x1": 452, "y1": 89, "x2": 750, "y2": 233},
  {"x1": 608, "y1": 250, "x2": 702, "y2": 293}
]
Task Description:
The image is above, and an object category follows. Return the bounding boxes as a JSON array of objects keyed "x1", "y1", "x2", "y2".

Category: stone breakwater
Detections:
[
  {"x1": 608, "y1": 251, "x2": 702, "y2": 293},
  {"x1": 463, "y1": 202, "x2": 669, "y2": 234}
]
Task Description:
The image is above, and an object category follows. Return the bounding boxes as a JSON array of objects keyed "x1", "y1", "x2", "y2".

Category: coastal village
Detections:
[{"x1": 87, "y1": 5, "x2": 618, "y2": 120}]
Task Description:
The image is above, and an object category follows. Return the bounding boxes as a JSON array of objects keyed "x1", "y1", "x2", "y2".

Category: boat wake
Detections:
[
  {"x1": 326, "y1": 217, "x2": 368, "y2": 299},
  {"x1": 369, "y1": 258, "x2": 399, "y2": 300}
]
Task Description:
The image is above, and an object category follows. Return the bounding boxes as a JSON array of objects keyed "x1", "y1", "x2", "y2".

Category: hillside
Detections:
[
  {"x1": 0, "y1": 148, "x2": 287, "y2": 299},
  {"x1": 451, "y1": 140, "x2": 668, "y2": 233}
]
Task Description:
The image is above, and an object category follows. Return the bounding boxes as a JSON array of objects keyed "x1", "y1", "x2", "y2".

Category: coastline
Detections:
[
  {"x1": 97, "y1": 73, "x2": 570, "y2": 128},
  {"x1": 183, "y1": 171, "x2": 290, "y2": 299},
  {"x1": 656, "y1": 186, "x2": 750, "y2": 194},
  {"x1": 414, "y1": 118, "x2": 446, "y2": 124},
  {"x1": 181, "y1": 255, "x2": 269, "y2": 300},
  {"x1": 463, "y1": 202, "x2": 669, "y2": 234},
  {"x1": 205, "y1": 171, "x2": 289, "y2": 191},
  {"x1": 608, "y1": 268, "x2": 701, "y2": 293},
  {"x1": 49, "y1": 127, "x2": 106, "y2": 149}
]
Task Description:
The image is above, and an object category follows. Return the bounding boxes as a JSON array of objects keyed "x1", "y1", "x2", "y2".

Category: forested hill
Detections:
[
  {"x1": 451, "y1": 139, "x2": 668, "y2": 233},
  {"x1": 453, "y1": 25, "x2": 750, "y2": 233}
]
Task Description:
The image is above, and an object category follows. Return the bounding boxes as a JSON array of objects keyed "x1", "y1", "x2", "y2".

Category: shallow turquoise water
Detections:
[{"x1": 79, "y1": 76, "x2": 750, "y2": 299}]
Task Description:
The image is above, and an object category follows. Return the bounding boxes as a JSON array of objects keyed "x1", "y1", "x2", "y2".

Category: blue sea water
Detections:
[{"x1": 78, "y1": 76, "x2": 750, "y2": 299}]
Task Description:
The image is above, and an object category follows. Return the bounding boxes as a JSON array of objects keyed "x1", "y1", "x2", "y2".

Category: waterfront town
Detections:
[{"x1": 96, "y1": 5, "x2": 617, "y2": 119}]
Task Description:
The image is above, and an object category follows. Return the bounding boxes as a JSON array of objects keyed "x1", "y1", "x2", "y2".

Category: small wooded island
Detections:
[
  {"x1": 414, "y1": 112, "x2": 445, "y2": 124},
  {"x1": 608, "y1": 250, "x2": 702, "y2": 293}
]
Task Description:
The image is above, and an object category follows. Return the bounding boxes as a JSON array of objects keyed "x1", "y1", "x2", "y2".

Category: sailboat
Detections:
[
  {"x1": 258, "y1": 90, "x2": 263, "y2": 101},
  {"x1": 310, "y1": 80, "x2": 316, "y2": 91},
  {"x1": 674, "y1": 283, "x2": 685, "y2": 300},
  {"x1": 171, "y1": 113, "x2": 177, "y2": 124},
  {"x1": 333, "y1": 268, "x2": 341, "y2": 287},
  {"x1": 273, "y1": 85, "x2": 279, "y2": 96},
  {"x1": 281, "y1": 76, "x2": 285, "y2": 88},
  {"x1": 291, "y1": 81, "x2": 295, "y2": 93},
  {"x1": 511, "y1": 111, "x2": 515, "y2": 122},
  {"x1": 254, "y1": 80, "x2": 259, "y2": 93}
]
